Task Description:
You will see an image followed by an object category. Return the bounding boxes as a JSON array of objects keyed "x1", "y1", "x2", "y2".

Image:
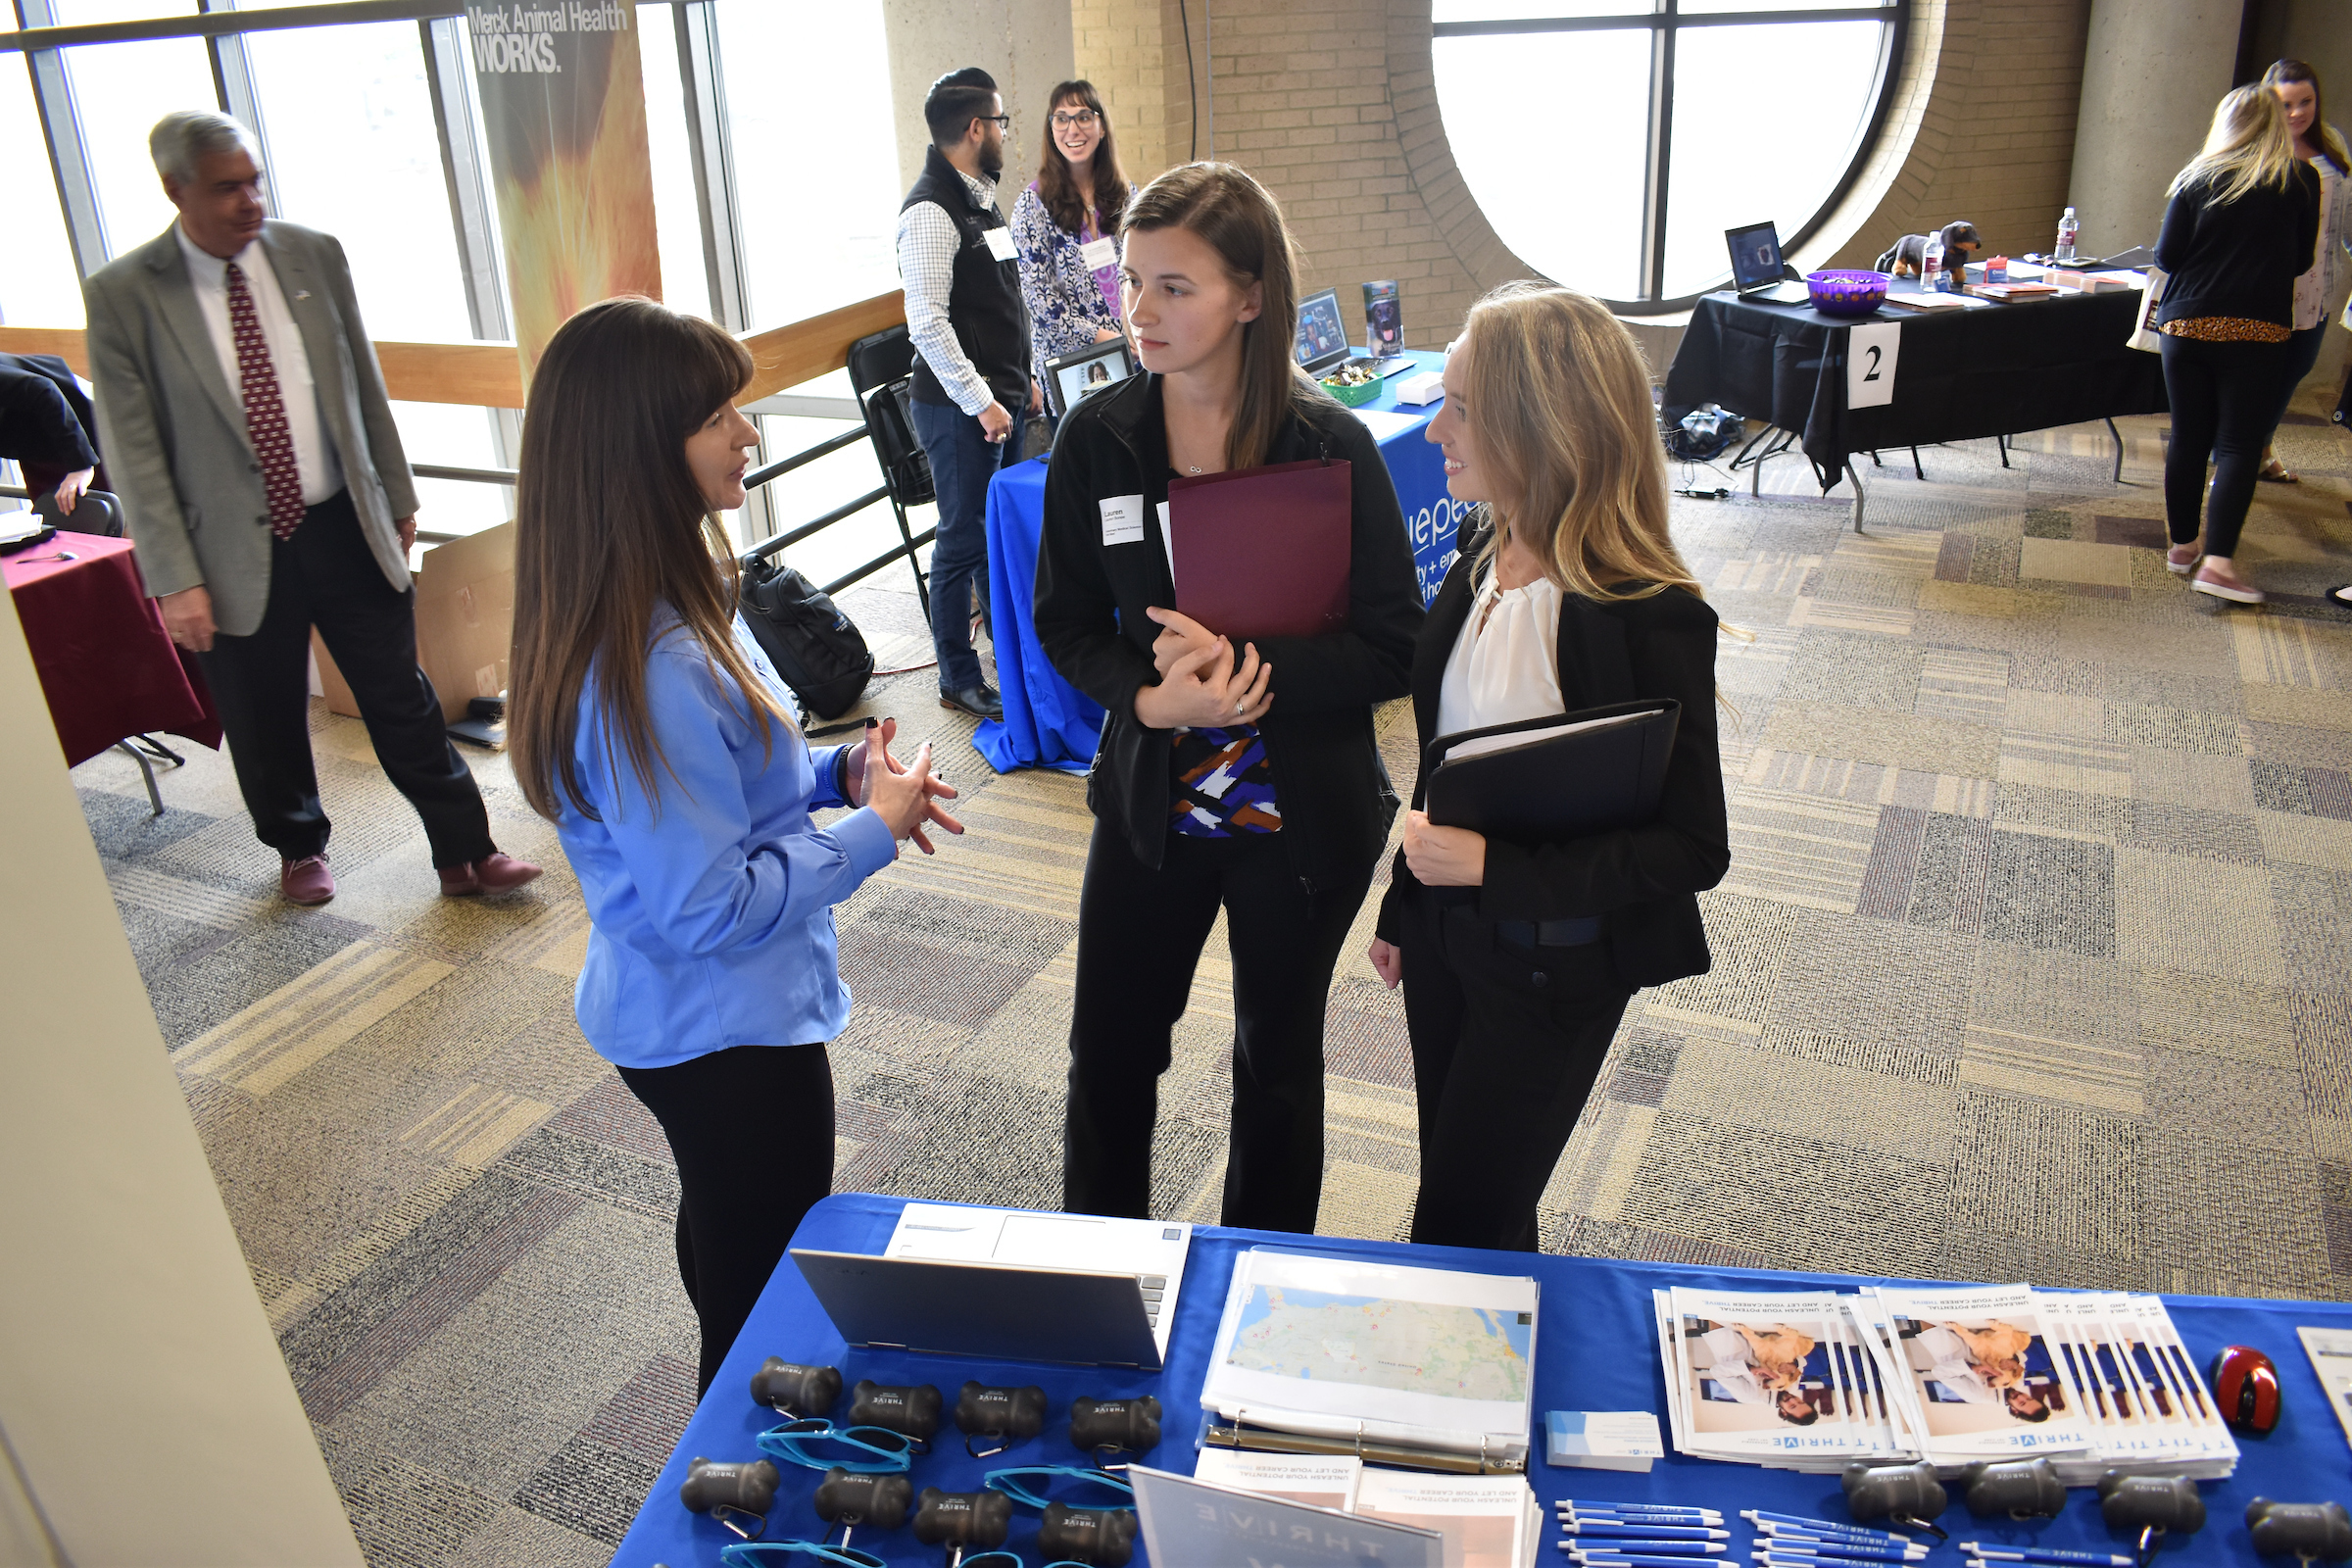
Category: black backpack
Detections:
[{"x1": 736, "y1": 554, "x2": 874, "y2": 721}]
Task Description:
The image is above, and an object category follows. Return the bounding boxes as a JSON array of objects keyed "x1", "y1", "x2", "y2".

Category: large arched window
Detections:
[{"x1": 1431, "y1": 1, "x2": 1906, "y2": 314}]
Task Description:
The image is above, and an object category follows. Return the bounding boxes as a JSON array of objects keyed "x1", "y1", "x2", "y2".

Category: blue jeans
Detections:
[{"x1": 909, "y1": 397, "x2": 1022, "y2": 693}]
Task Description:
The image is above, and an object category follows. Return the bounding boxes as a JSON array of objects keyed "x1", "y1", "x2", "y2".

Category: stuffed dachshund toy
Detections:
[{"x1": 1875, "y1": 220, "x2": 1984, "y2": 279}]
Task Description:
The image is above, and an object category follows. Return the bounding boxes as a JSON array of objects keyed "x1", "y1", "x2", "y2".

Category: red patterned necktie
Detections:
[{"x1": 224, "y1": 261, "x2": 306, "y2": 540}]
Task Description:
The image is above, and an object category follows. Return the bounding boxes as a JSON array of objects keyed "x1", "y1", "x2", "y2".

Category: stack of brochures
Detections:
[
  {"x1": 1654, "y1": 1282, "x2": 2236, "y2": 1481},
  {"x1": 1190, "y1": 1450, "x2": 1544, "y2": 1568},
  {"x1": 1201, "y1": 1248, "x2": 1540, "y2": 1467}
]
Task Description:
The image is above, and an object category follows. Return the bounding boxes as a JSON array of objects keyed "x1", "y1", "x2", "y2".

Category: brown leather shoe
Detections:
[
  {"x1": 439, "y1": 852, "x2": 544, "y2": 897},
  {"x1": 280, "y1": 854, "x2": 335, "y2": 906}
]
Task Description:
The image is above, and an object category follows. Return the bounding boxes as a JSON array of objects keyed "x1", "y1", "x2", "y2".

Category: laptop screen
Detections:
[
  {"x1": 1725, "y1": 221, "x2": 1786, "y2": 292},
  {"x1": 1295, "y1": 287, "x2": 1350, "y2": 375}
]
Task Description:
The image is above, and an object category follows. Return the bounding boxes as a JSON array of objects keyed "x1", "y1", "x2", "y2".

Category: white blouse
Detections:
[
  {"x1": 1436, "y1": 567, "x2": 1566, "y2": 740},
  {"x1": 2293, "y1": 157, "x2": 2340, "y2": 330}
]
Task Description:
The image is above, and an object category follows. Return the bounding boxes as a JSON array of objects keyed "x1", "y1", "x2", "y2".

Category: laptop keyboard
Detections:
[{"x1": 1140, "y1": 1275, "x2": 1166, "y2": 1329}]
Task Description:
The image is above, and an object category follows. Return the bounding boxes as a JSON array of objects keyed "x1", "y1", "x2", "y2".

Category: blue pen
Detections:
[
  {"x1": 1756, "y1": 1529, "x2": 1926, "y2": 1555},
  {"x1": 1563, "y1": 1543, "x2": 1728, "y2": 1556},
  {"x1": 1745, "y1": 1513, "x2": 1920, "y2": 1546},
  {"x1": 1562, "y1": 1555, "x2": 1737, "y2": 1566},
  {"x1": 1754, "y1": 1542, "x2": 1928, "y2": 1564},
  {"x1": 1560, "y1": 1500, "x2": 1725, "y2": 1518},
  {"x1": 1565, "y1": 1514, "x2": 1732, "y2": 1529},
  {"x1": 1563, "y1": 1523, "x2": 1731, "y2": 1541},
  {"x1": 1958, "y1": 1549, "x2": 2133, "y2": 1567}
]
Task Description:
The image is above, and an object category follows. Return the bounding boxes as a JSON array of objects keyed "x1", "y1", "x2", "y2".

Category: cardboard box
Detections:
[{"x1": 314, "y1": 519, "x2": 514, "y2": 724}]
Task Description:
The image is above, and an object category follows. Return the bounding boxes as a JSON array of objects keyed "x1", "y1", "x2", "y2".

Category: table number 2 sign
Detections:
[{"x1": 1846, "y1": 320, "x2": 1901, "y2": 410}]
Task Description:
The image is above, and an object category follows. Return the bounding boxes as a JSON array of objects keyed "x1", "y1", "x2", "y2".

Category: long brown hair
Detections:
[
  {"x1": 509, "y1": 297, "x2": 779, "y2": 823},
  {"x1": 1122, "y1": 162, "x2": 1322, "y2": 470},
  {"x1": 2261, "y1": 58, "x2": 2352, "y2": 171},
  {"x1": 1035, "y1": 79, "x2": 1129, "y2": 236},
  {"x1": 1456, "y1": 282, "x2": 1696, "y2": 603}
]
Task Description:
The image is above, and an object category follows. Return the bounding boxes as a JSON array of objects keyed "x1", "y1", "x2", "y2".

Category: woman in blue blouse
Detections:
[
  {"x1": 1011, "y1": 80, "x2": 1135, "y2": 401},
  {"x1": 507, "y1": 298, "x2": 960, "y2": 1394}
]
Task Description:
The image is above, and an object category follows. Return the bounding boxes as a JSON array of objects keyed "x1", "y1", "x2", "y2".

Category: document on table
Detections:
[
  {"x1": 1351, "y1": 407, "x2": 1425, "y2": 441},
  {"x1": 1200, "y1": 1247, "x2": 1539, "y2": 1461},
  {"x1": 2297, "y1": 1326, "x2": 2352, "y2": 1451}
]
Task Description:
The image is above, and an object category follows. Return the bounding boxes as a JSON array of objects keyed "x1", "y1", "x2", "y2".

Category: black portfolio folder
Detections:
[{"x1": 1422, "y1": 700, "x2": 1681, "y2": 844}]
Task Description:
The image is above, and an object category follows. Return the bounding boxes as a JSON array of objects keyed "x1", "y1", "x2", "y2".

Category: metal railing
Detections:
[{"x1": 401, "y1": 419, "x2": 921, "y2": 595}]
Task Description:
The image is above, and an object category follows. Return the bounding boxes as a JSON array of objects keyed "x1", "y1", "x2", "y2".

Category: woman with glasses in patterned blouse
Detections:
[{"x1": 1011, "y1": 81, "x2": 1136, "y2": 416}]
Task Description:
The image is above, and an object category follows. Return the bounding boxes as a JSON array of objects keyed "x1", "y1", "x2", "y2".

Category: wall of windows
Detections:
[
  {"x1": 4, "y1": 1, "x2": 908, "y2": 566},
  {"x1": 1430, "y1": 0, "x2": 1905, "y2": 312}
]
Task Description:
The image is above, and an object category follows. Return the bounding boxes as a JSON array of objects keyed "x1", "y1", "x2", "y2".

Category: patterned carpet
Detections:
[{"x1": 69, "y1": 396, "x2": 2352, "y2": 1564}]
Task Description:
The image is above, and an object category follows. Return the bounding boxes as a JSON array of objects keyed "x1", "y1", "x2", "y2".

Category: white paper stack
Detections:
[
  {"x1": 1653, "y1": 1281, "x2": 2236, "y2": 1483},
  {"x1": 2032, "y1": 1291, "x2": 2237, "y2": 1482},
  {"x1": 1654, "y1": 1287, "x2": 1919, "y2": 1472},
  {"x1": 1354, "y1": 1470, "x2": 1543, "y2": 1568}
]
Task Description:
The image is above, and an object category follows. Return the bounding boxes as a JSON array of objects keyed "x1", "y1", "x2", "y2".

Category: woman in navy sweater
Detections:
[
  {"x1": 2153, "y1": 86, "x2": 2320, "y2": 605},
  {"x1": 507, "y1": 298, "x2": 960, "y2": 1393}
]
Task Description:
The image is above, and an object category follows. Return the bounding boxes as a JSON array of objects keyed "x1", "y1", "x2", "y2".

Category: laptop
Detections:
[
  {"x1": 1296, "y1": 286, "x2": 1414, "y2": 379},
  {"x1": 790, "y1": 1203, "x2": 1193, "y2": 1369},
  {"x1": 1044, "y1": 336, "x2": 1138, "y2": 419},
  {"x1": 1725, "y1": 220, "x2": 1810, "y2": 304}
]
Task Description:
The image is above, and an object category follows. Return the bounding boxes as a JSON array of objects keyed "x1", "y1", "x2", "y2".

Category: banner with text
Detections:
[{"x1": 468, "y1": 0, "x2": 662, "y2": 379}]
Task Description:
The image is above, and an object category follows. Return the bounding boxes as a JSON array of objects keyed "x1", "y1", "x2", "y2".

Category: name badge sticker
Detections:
[
  {"x1": 982, "y1": 226, "x2": 1017, "y2": 263},
  {"x1": 1100, "y1": 494, "x2": 1146, "y2": 548},
  {"x1": 1079, "y1": 235, "x2": 1117, "y2": 271}
]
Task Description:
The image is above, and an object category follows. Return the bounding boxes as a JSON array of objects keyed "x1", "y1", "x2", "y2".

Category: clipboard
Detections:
[
  {"x1": 1167, "y1": 458, "x2": 1351, "y2": 641},
  {"x1": 1422, "y1": 701, "x2": 1680, "y2": 844}
]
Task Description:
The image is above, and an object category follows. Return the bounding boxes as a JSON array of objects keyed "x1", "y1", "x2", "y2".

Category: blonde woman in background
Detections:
[
  {"x1": 1368, "y1": 283, "x2": 1731, "y2": 1252},
  {"x1": 2153, "y1": 86, "x2": 2319, "y2": 605}
]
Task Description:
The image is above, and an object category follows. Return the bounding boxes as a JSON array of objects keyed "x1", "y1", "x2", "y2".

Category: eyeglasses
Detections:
[
  {"x1": 984, "y1": 1465, "x2": 1137, "y2": 1511},
  {"x1": 756, "y1": 1418, "x2": 917, "y2": 1474},
  {"x1": 981, "y1": 114, "x2": 1013, "y2": 133},
  {"x1": 1053, "y1": 110, "x2": 1100, "y2": 129}
]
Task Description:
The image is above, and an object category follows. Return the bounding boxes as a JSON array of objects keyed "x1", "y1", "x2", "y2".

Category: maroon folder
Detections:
[{"x1": 1167, "y1": 458, "x2": 1352, "y2": 642}]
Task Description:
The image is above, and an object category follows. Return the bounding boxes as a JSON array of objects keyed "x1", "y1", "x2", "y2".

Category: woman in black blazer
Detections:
[
  {"x1": 1035, "y1": 163, "x2": 1422, "y2": 1233},
  {"x1": 1368, "y1": 283, "x2": 1730, "y2": 1252}
]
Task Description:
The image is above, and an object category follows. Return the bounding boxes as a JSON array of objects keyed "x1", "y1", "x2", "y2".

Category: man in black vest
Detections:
[{"x1": 897, "y1": 66, "x2": 1039, "y2": 721}]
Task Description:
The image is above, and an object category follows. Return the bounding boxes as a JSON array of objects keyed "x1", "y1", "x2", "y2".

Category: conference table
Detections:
[
  {"x1": 612, "y1": 1191, "x2": 2352, "y2": 1566},
  {"x1": 1662, "y1": 282, "x2": 2169, "y2": 529},
  {"x1": 3, "y1": 528, "x2": 220, "y2": 808},
  {"x1": 972, "y1": 350, "x2": 1459, "y2": 774}
]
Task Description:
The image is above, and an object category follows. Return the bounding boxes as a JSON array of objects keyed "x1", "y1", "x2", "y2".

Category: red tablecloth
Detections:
[{"x1": 3, "y1": 529, "x2": 222, "y2": 767}]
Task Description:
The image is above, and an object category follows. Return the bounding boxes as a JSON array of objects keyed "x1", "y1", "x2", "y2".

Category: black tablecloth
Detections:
[{"x1": 1663, "y1": 289, "x2": 2170, "y2": 487}]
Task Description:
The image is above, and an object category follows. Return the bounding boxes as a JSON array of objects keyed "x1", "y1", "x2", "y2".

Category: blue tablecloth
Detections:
[
  {"x1": 972, "y1": 350, "x2": 1463, "y2": 773},
  {"x1": 613, "y1": 1191, "x2": 2352, "y2": 1567}
]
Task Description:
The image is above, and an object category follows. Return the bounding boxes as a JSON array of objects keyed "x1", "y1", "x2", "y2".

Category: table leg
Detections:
[
  {"x1": 1845, "y1": 459, "x2": 1869, "y2": 532},
  {"x1": 1910, "y1": 447, "x2": 1926, "y2": 480},
  {"x1": 1996, "y1": 434, "x2": 2011, "y2": 469},
  {"x1": 2106, "y1": 417, "x2": 2125, "y2": 484},
  {"x1": 114, "y1": 740, "x2": 164, "y2": 817}
]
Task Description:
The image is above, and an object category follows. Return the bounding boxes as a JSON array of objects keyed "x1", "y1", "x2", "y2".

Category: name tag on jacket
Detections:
[
  {"x1": 982, "y1": 227, "x2": 1017, "y2": 262},
  {"x1": 1100, "y1": 493, "x2": 1146, "y2": 547}
]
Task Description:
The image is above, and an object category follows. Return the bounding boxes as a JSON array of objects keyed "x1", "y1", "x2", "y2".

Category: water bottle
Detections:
[
  {"x1": 2055, "y1": 207, "x2": 2080, "y2": 264},
  {"x1": 1922, "y1": 230, "x2": 1945, "y2": 291}
]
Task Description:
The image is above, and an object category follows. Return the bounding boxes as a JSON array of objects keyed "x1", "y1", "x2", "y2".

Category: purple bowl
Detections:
[{"x1": 1806, "y1": 269, "x2": 1889, "y2": 318}]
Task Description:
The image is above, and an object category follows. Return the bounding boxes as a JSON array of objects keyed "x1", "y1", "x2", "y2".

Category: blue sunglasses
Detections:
[
  {"x1": 756, "y1": 1417, "x2": 916, "y2": 1474},
  {"x1": 983, "y1": 1465, "x2": 1137, "y2": 1511}
]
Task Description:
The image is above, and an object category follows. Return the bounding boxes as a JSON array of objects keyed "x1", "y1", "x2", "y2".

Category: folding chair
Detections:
[{"x1": 846, "y1": 326, "x2": 935, "y2": 616}]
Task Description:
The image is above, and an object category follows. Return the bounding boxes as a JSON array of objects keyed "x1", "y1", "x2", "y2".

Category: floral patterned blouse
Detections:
[{"x1": 1010, "y1": 178, "x2": 1134, "y2": 391}]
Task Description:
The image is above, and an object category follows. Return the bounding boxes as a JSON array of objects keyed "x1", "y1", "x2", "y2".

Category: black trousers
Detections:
[
  {"x1": 617, "y1": 1044, "x2": 835, "y2": 1396},
  {"x1": 1064, "y1": 821, "x2": 1371, "y2": 1233},
  {"x1": 1398, "y1": 891, "x2": 1635, "y2": 1252},
  {"x1": 194, "y1": 490, "x2": 493, "y2": 867},
  {"x1": 2159, "y1": 333, "x2": 2290, "y2": 562}
]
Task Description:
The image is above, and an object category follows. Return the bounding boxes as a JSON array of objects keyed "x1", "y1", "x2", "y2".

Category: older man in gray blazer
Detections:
[{"x1": 86, "y1": 111, "x2": 536, "y2": 906}]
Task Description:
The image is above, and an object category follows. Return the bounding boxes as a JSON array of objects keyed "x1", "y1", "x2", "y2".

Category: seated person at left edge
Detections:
[{"x1": 1369, "y1": 282, "x2": 1731, "y2": 1253}]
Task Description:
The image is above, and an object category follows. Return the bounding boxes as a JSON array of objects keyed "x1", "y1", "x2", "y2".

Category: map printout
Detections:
[
  {"x1": 1201, "y1": 1249, "x2": 1541, "y2": 1461},
  {"x1": 1225, "y1": 1286, "x2": 1533, "y2": 1401}
]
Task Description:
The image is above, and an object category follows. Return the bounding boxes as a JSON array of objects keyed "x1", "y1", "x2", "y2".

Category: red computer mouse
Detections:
[{"x1": 2210, "y1": 1345, "x2": 2281, "y2": 1435}]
